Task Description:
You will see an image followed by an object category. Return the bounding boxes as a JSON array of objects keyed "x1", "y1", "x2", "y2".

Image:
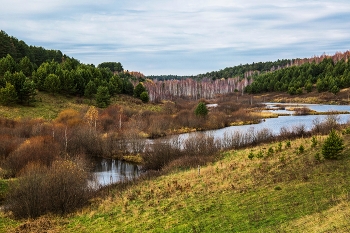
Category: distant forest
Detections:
[
  {"x1": 245, "y1": 51, "x2": 350, "y2": 95},
  {"x1": 147, "y1": 74, "x2": 193, "y2": 80},
  {"x1": 148, "y1": 51, "x2": 350, "y2": 98},
  {"x1": 195, "y1": 59, "x2": 292, "y2": 80},
  {"x1": 146, "y1": 60, "x2": 292, "y2": 81}
]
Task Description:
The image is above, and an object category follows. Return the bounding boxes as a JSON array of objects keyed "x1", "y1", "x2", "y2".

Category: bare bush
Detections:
[
  {"x1": 256, "y1": 128, "x2": 274, "y2": 143},
  {"x1": 5, "y1": 159, "x2": 93, "y2": 219},
  {"x1": 163, "y1": 101, "x2": 177, "y2": 115},
  {"x1": 217, "y1": 101, "x2": 240, "y2": 114},
  {"x1": 278, "y1": 125, "x2": 309, "y2": 140},
  {"x1": 224, "y1": 131, "x2": 244, "y2": 149},
  {"x1": 205, "y1": 112, "x2": 229, "y2": 129},
  {"x1": 67, "y1": 127, "x2": 104, "y2": 157},
  {"x1": 244, "y1": 127, "x2": 258, "y2": 145},
  {"x1": 142, "y1": 136, "x2": 183, "y2": 171},
  {"x1": 147, "y1": 114, "x2": 173, "y2": 138},
  {"x1": 0, "y1": 135, "x2": 23, "y2": 160},
  {"x1": 294, "y1": 107, "x2": 311, "y2": 115},
  {"x1": 293, "y1": 124, "x2": 307, "y2": 137},
  {"x1": 174, "y1": 110, "x2": 192, "y2": 128},
  {"x1": 183, "y1": 133, "x2": 218, "y2": 157},
  {"x1": 311, "y1": 115, "x2": 341, "y2": 135},
  {"x1": 279, "y1": 126, "x2": 293, "y2": 139},
  {"x1": 4, "y1": 136, "x2": 61, "y2": 177}
]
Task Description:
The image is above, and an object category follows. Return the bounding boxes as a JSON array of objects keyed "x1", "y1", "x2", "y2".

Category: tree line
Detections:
[
  {"x1": 0, "y1": 30, "x2": 64, "y2": 68},
  {"x1": 0, "y1": 53, "x2": 150, "y2": 107},
  {"x1": 0, "y1": 31, "x2": 150, "y2": 107},
  {"x1": 195, "y1": 59, "x2": 292, "y2": 80},
  {"x1": 245, "y1": 54, "x2": 350, "y2": 95}
]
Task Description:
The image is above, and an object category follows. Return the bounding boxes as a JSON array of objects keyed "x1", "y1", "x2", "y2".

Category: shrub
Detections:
[
  {"x1": 311, "y1": 136, "x2": 318, "y2": 147},
  {"x1": 0, "y1": 135, "x2": 23, "y2": 160},
  {"x1": 4, "y1": 136, "x2": 61, "y2": 177},
  {"x1": 285, "y1": 140, "x2": 291, "y2": 148},
  {"x1": 67, "y1": 127, "x2": 104, "y2": 157},
  {"x1": 55, "y1": 109, "x2": 82, "y2": 127},
  {"x1": 312, "y1": 115, "x2": 340, "y2": 135},
  {"x1": 297, "y1": 145, "x2": 305, "y2": 154},
  {"x1": 248, "y1": 151, "x2": 254, "y2": 160},
  {"x1": 342, "y1": 127, "x2": 350, "y2": 135},
  {"x1": 322, "y1": 129, "x2": 344, "y2": 159},
  {"x1": 5, "y1": 159, "x2": 93, "y2": 219},
  {"x1": 277, "y1": 142, "x2": 283, "y2": 152},
  {"x1": 267, "y1": 147, "x2": 274, "y2": 156},
  {"x1": 314, "y1": 152, "x2": 323, "y2": 162},
  {"x1": 140, "y1": 91, "x2": 149, "y2": 103},
  {"x1": 142, "y1": 137, "x2": 183, "y2": 171},
  {"x1": 256, "y1": 150, "x2": 264, "y2": 158},
  {"x1": 147, "y1": 114, "x2": 172, "y2": 138},
  {"x1": 294, "y1": 107, "x2": 311, "y2": 116}
]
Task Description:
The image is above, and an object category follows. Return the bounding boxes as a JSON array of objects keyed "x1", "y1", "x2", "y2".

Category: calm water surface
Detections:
[{"x1": 92, "y1": 158, "x2": 140, "y2": 187}]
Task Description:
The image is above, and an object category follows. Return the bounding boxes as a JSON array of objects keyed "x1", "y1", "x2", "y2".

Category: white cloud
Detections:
[{"x1": 1, "y1": 0, "x2": 350, "y2": 75}]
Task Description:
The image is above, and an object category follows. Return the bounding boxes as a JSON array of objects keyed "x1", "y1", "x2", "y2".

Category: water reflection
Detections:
[{"x1": 92, "y1": 158, "x2": 140, "y2": 187}]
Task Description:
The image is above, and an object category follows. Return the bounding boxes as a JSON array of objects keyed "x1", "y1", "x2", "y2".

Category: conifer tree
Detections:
[
  {"x1": 322, "y1": 129, "x2": 344, "y2": 159},
  {"x1": 195, "y1": 102, "x2": 208, "y2": 117},
  {"x1": 0, "y1": 82, "x2": 18, "y2": 105}
]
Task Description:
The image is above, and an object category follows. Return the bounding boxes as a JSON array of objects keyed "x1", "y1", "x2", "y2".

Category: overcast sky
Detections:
[{"x1": 1, "y1": 0, "x2": 350, "y2": 75}]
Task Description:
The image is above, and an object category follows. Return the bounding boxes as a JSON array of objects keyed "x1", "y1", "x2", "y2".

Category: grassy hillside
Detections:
[
  {"x1": 0, "y1": 92, "x2": 161, "y2": 120},
  {"x1": 2, "y1": 134, "x2": 350, "y2": 232}
]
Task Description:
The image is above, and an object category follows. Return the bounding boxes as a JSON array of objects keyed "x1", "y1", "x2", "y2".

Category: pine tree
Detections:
[
  {"x1": 95, "y1": 86, "x2": 110, "y2": 108},
  {"x1": 19, "y1": 78, "x2": 37, "y2": 105},
  {"x1": 322, "y1": 129, "x2": 344, "y2": 159},
  {"x1": 84, "y1": 80, "x2": 97, "y2": 100},
  {"x1": 195, "y1": 102, "x2": 208, "y2": 117},
  {"x1": 133, "y1": 82, "x2": 146, "y2": 98},
  {"x1": 44, "y1": 74, "x2": 61, "y2": 95},
  {"x1": 0, "y1": 82, "x2": 18, "y2": 105}
]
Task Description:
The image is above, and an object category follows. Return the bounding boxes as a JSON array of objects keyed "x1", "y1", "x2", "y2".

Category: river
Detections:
[{"x1": 93, "y1": 103, "x2": 350, "y2": 186}]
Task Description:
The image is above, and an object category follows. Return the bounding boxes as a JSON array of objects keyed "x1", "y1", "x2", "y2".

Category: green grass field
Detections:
[{"x1": 2, "y1": 134, "x2": 350, "y2": 232}]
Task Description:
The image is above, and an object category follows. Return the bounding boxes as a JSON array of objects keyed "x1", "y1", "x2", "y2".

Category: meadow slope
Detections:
[{"x1": 2, "y1": 134, "x2": 350, "y2": 232}]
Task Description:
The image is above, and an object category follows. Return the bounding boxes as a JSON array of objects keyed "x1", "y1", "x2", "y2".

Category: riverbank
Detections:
[{"x1": 254, "y1": 87, "x2": 350, "y2": 105}]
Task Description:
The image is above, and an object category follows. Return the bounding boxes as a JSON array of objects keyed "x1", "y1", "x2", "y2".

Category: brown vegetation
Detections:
[{"x1": 5, "y1": 158, "x2": 93, "y2": 219}]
